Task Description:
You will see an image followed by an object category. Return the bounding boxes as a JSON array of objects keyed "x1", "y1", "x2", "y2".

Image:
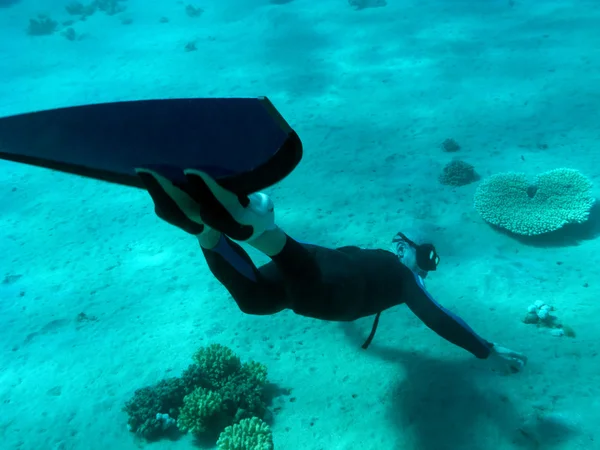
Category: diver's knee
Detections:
[
  {"x1": 236, "y1": 300, "x2": 262, "y2": 315},
  {"x1": 235, "y1": 296, "x2": 285, "y2": 316}
]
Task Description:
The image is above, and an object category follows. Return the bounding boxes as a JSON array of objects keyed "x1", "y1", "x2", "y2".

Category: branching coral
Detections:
[
  {"x1": 192, "y1": 343, "x2": 242, "y2": 388},
  {"x1": 216, "y1": 417, "x2": 274, "y2": 450},
  {"x1": 123, "y1": 377, "x2": 186, "y2": 440},
  {"x1": 124, "y1": 344, "x2": 273, "y2": 443},
  {"x1": 439, "y1": 160, "x2": 479, "y2": 186},
  {"x1": 177, "y1": 387, "x2": 227, "y2": 435}
]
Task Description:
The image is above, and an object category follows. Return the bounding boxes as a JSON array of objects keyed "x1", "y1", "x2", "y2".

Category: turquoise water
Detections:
[{"x1": 1, "y1": 0, "x2": 599, "y2": 449}]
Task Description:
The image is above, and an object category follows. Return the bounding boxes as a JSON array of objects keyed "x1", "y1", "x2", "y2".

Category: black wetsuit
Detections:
[{"x1": 203, "y1": 234, "x2": 493, "y2": 359}]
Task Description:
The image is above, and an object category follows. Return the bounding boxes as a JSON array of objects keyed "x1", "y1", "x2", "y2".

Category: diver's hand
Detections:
[
  {"x1": 488, "y1": 344, "x2": 527, "y2": 374},
  {"x1": 135, "y1": 167, "x2": 205, "y2": 235}
]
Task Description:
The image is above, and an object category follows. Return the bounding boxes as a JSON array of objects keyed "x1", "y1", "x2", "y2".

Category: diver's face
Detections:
[
  {"x1": 400, "y1": 245, "x2": 420, "y2": 273},
  {"x1": 392, "y1": 232, "x2": 440, "y2": 273}
]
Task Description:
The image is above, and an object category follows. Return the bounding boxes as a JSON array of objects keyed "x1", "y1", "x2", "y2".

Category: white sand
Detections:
[{"x1": 1, "y1": 0, "x2": 599, "y2": 449}]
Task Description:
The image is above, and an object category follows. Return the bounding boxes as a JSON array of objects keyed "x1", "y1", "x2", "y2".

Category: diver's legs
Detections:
[
  {"x1": 136, "y1": 166, "x2": 327, "y2": 314},
  {"x1": 196, "y1": 226, "x2": 221, "y2": 249},
  {"x1": 200, "y1": 234, "x2": 289, "y2": 315},
  {"x1": 197, "y1": 201, "x2": 325, "y2": 311},
  {"x1": 182, "y1": 168, "x2": 321, "y2": 275},
  {"x1": 183, "y1": 169, "x2": 278, "y2": 243},
  {"x1": 247, "y1": 226, "x2": 287, "y2": 256},
  {"x1": 200, "y1": 225, "x2": 324, "y2": 315}
]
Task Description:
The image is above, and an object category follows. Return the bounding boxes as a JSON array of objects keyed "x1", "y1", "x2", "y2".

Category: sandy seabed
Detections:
[{"x1": 1, "y1": 0, "x2": 599, "y2": 449}]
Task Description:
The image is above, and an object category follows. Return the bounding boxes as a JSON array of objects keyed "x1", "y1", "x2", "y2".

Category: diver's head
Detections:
[{"x1": 392, "y1": 232, "x2": 440, "y2": 274}]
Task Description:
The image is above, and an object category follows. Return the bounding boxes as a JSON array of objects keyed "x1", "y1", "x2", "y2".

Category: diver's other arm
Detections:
[
  {"x1": 404, "y1": 273, "x2": 494, "y2": 359},
  {"x1": 487, "y1": 344, "x2": 527, "y2": 373},
  {"x1": 404, "y1": 273, "x2": 527, "y2": 372}
]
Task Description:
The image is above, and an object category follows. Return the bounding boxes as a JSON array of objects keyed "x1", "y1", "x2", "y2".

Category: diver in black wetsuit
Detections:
[{"x1": 136, "y1": 167, "x2": 527, "y2": 373}]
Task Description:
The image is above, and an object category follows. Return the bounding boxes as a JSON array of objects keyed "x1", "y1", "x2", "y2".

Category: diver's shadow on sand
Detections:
[
  {"x1": 341, "y1": 323, "x2": 578, "y2": 450},
  {"x1": 494, "y1": 201, "x2": 600, "y2": 248}
]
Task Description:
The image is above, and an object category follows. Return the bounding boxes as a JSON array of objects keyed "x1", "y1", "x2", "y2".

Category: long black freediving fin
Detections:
[{"x1": 0, "y1": 97, "x2": 302, "y2": 194}]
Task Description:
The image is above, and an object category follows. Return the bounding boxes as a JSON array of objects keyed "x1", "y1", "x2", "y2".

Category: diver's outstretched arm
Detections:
[
  {"x1": 403, "y1": 273, "x2": 527, "y2": 372},
  {"x1": 403, "y1": 272, "x2": 493, "y2": 359}
]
